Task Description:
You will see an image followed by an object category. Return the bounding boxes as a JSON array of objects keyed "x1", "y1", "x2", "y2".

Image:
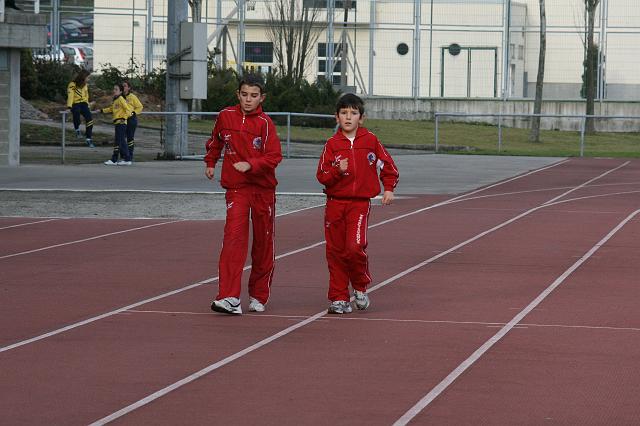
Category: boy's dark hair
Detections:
[
  {"x1": 73, "y1": 69, "x2": 91, "y2": 88},
  {"x1": 238, "y1": 73, "x2": 265, "y2": 94},
  {"x1": 335, "y1": 93, "x2": 364, "y2": 115}
]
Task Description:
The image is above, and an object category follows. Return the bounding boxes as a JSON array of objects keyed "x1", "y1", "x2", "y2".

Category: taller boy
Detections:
[
  {"x1": 317, "y1": 93, "x2": 399, "y2": 314},
  {"x1": 205, "y1": 74, "x2": 282, "y2": 315}
]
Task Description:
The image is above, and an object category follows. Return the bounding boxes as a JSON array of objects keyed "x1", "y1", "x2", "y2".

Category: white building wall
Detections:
[{"x1": 91, "y1": 0, "x2": 640, "y2": 100}]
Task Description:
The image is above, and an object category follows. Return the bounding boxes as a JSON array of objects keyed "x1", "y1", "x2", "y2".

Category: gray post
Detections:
[
  {"x1": 61, "y1": 111, "x2": 66, "y2": 164},
  {"x1": 237, "y1": 0, "x2": 245, "y2": 74},
  {"x1": 428, "y1": 0, "x2": 434, "y2": 97},
  {"x1": 368, "y1": 0, "x2": 375, "y2": 94},
  {"x1": 165, "y1": 0, "x2": 189, "y2": 159},
  {"x1": 501, "y1": 0, "x2": 511, "y2": 99},
  {"x1": 51, "y1": 0, "x2": 59, "y2": 58},
  {"x1": 412, "y1": 0, "x2": 421, "y2": 98},
  {"x1": 326, "y1": 0, "x2": 335, "y2": 82},
  {"x1": 434, "y1": 114, "x2": 439, "y2": 153},
  {"x1": 7, "y1": 50, "x2": 20, "y2": 166},
  {"x1": 286, "y1": 113, "x2": 291, "y2": 159},
  {"x1": 498, "y1": 114, "x2": 503, "y2": 152},
  {"x1": 580, "y1": 116, "x2": 586, "y2": 157},
  {"x1": 145, "y1": 0, "x2": 154, "y2": 72}
]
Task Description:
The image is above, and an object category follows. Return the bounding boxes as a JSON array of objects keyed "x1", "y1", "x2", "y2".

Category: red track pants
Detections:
[
  {"x1": 324, "y1": 198, "x2": 372, "y2": 302},
  {"x1": 216, "y1": 187, "x2": 276, "y2": 304}
]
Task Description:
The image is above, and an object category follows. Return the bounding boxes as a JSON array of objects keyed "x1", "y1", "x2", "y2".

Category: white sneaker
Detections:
[
  {"x1": 327, "y1": 300, "x2": 352, "y2": 314},
  {"x1": 354, "y1": 290, "x2": 370, "y2": 310},
  {"x1": 211, "y1": 297, "x2": 242, "y2": 315},
  {"x1": 117, "y1": 160, "x2": 132, "y2": 166},
  {"x1": 104, "y1": 160, "x2": 117, "y2": 165},
  {"x1": 248, "y1": 297, "x2": 265, "y2": 312}
]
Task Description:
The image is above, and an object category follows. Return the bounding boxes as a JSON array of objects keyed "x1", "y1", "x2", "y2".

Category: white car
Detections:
[{"x1": 61, "y1": 44, "x2": 93, "y2": 70}]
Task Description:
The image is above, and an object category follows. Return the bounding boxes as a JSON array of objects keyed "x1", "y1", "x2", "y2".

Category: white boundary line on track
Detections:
[
  {"x1": 0, "y1": 220, "x2": 185, "y2": 261},
  {"x1": 123, "y1": 310, "x2": 640, "y2": 333},
  {"x1": 0, "y1": 203, "x2": 325, "y2": 261},
  {"x1": 89, "y1": 161, "x2": 628, "y2": 425},
  {"x1": 0, "y1": 218, "x2": 60, "y2": 230},
  {"x1": 393, "y1": 208, "x2": 640, "y2": 426},
  {"x1": 0, "y1": 159, "x2": 568, "y2": 354}
]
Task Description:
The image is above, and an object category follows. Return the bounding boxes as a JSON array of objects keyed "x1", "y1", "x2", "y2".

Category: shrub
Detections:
[
  {"x1": 32, "y1": 59, "x2": 79, "y2": 102},
  {"x1": 20, "y1": 50, "x2": 39, "y2": 100}
]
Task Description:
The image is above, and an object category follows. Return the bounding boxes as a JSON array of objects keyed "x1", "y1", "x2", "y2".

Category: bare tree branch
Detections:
[{"x1": 265, "y1": 0, "x2": 322, "y2": 81}]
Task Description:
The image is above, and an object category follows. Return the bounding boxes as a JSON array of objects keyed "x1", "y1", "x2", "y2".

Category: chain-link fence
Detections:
[{"x1": 36, "y1": 0, "x2": 640, "y2": 100}]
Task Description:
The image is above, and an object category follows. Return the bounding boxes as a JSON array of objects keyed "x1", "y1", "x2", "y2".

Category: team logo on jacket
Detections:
[
  {"x1": 252, "y1": 137, "x2": 263, "y2": 150},
  {"x1": 367, "y1": 152, "x2": 377, "y2": 165}
]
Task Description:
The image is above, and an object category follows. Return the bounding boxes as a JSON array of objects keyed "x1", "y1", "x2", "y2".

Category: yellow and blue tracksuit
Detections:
[
  {"x1": 102, "y1": 95, "x2": 134, "y2": 162},
  {"x1": 124, "y1": 92, "x2": 144, "y2": 159},
  {"x1": 67, "y1": 82, "x2": 93, "y2": 139}
]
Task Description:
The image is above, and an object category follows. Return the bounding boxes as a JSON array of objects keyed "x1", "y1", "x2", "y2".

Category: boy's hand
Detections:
[
  {"x1": 205, "y1": 166, "x2": 215, "y2": 180},
  {"x1": 338, "y1": 158, "x2": 348, "y2": 173},
  {"x1": 233, "y1": 161, "x2": 251, "y2": 173},
  {"x1": 381, "y1": 191, "x2": 394, "y2": 205}
]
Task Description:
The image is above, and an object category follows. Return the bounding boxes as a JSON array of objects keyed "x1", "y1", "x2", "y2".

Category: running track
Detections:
[{"x1": 1, "y1": 158, "x2": 640, "y2": 425}]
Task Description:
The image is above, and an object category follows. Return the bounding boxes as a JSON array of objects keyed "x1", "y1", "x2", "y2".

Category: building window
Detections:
[
  {"x1": 245, "y1": 42, "x2": 273, "y2": 63},
  {"x1": 152, "y1": 38, "x2": 166, "y2": 60},
  {"x1": 318, "y1": 42, "x2": 346, "y2": 85},
  {"x1": 518, "y1": 45, "x2": 524, "y2": 60},
  {"x1": 303, "y1": 0, "x2": 357, "y2": 9}
]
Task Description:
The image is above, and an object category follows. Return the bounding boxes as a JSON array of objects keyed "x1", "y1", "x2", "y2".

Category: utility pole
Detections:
[{"x1": 165, "y1": 0, "x2": 189, "y2": 159}]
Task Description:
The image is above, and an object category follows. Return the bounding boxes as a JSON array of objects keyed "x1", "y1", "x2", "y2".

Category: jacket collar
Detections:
[
  {"x1": 234, "y1": 104, "x2": 264, "y2": 116},
  {"x1": 332, "y1": 126, "x2": 368, "y2": 141}
]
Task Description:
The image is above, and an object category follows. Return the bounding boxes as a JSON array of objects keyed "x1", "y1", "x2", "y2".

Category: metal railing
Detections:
[
  {"x1": 434, "y1": 112, "x2": 640, "y2": 157},
  {"x1": 58, "y1": 110, "x2": 334, "y2": 164}
]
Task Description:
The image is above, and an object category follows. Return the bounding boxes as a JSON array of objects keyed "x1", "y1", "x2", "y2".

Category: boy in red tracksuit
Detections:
[
  {"x1": 317, "y1": 93, "x2": 399, "y2": 314},
  {"x1": 205, "y1": 74, "x2": 282, "y2": 315}
]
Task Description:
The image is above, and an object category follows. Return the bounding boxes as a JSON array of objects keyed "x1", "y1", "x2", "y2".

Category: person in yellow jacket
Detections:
[
  {"x1": 99, "y1": 83, "x2": 134, "y2": 165},
  {"x1": 123, "y1": 81, "x2": 143, "y2": 160},
  {"x1": 67, "y1": 69, "x2": 95, "y2": 148}
]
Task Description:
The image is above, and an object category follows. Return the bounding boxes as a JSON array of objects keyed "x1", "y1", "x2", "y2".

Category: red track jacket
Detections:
[
  {"x1": 317, "y1": 126, "x2": 399, "y2": 198},
  {"x1": 205, "y1": 104, "x2": 282, "y2": 190}
]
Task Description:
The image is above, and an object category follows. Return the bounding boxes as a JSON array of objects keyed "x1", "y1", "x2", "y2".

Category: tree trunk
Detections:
[{"x1": 529, "y1": 0, "x2": 546, "y2": 143}]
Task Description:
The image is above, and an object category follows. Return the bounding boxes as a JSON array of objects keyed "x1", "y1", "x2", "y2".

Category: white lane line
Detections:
[
  {"x1": 89, "y1": 161, "x2": 624, "y2": 425},
  {"x1": 369, "y1": 160, "x2": 570, "y2": 230},
  {"x1": 88, "y1": 310, "x2": 328, "y2": 426},
  {"x1": 393, "y1": 208, "x2": 640, "y2": 426},
  {"x1": 0, "y1": 220, "x2": 184, "y2": 261},
  {"x1": 124, "y1": 310, "x2": 640, "y2": 332},
  {"x1": 0, "y1": 159, "x2": 580, "y2": 354},
  {"x1": 0, "y1": 218, "x2": 60, "y2": 230},
  {"x1": 542, "y1": 161, "x2": 629, "y2": 206},
  {"x1": 456, "y1": 180, "x2": 640, "y2": 204}
]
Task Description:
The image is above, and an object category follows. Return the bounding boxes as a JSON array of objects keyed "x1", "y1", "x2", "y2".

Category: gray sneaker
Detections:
[
  {"x1": 327, "y1": 300, "x2": 353, "y2": 314},
  {"x1": 211, "y1": 297, "x2": 242, "y2": 315},
  {"x1": 248, "y1": 297, "x2": 265, "y2": 312},
  {"x1": 354, "y1": 290, "x2": 370, "y2": 310}
]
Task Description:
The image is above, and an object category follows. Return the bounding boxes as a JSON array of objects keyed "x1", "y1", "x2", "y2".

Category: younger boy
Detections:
[
  {"x1": 205, "y1": 74, "x2": 282, "y2": 315},
  {"x1": 316, "y1": 93, "x2": 399, "y2": 314}
]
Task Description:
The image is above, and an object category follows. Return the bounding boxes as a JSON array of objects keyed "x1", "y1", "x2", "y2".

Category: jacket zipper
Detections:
[{"x1": 350, "y1": 137, "x2": 357, "y2": 195}]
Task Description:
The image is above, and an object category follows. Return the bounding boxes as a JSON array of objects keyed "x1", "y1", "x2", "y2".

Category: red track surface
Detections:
[{"x1": 1, "y1": 158, "x2": 639, "y2": 425}]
